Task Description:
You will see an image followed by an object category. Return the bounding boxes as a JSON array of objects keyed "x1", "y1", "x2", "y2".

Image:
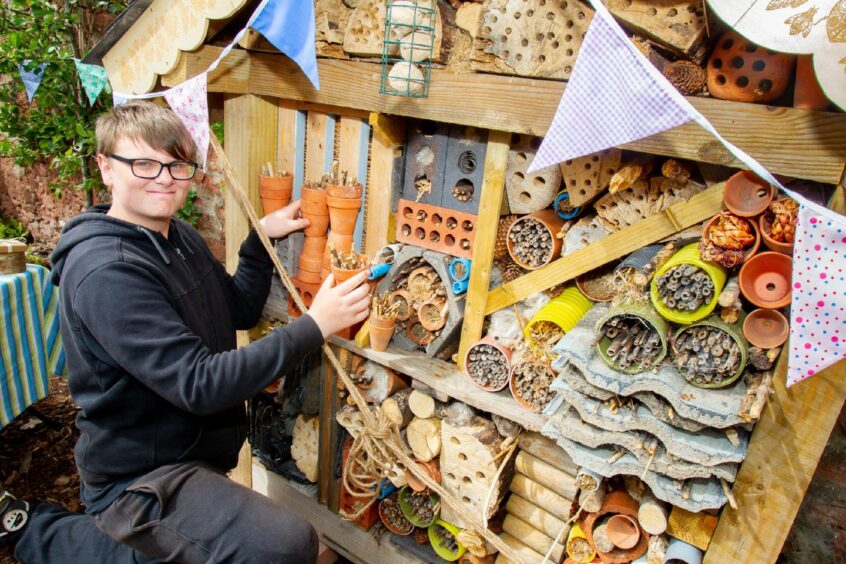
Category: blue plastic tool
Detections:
[{"x1": 368, "y1": 262, "x2": 392, "y2": 280}]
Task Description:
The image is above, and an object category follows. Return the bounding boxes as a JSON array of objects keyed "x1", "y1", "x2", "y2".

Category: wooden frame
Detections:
[{"x1": 204, "y1": 49, "x2": 846, "y2": 564}]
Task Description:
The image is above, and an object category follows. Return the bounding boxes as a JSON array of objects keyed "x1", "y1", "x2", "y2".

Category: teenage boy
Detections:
[{"x1": 3, "y1": 100, "x2": 370, "y2": 563}]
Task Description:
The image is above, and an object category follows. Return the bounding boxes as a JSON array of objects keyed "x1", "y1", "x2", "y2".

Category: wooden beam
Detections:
[
  {"x1": 223, "y1": 94, "x2": 278, "y2": 487},
  {"x1": 484, "y1": 183, "x2": 725, "y2": 315},
  {"x1": 166, "y1": 47, "x2": 846, "y2": 184},
  {"x1": 704, "y1": 185, "x2": 846, "y2": 564},
  {"x1": 364, "y1": 114, "x2": 405, "y2": 257},
  {"x1": 457, "y1": 129, "x2": 510, "y2": 369},
  {"x1": 328, "y1": 336, "x2": 545, "y2": 431}
]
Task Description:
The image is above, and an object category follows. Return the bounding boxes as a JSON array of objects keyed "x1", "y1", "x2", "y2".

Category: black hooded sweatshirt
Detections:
[{"x1": 50, "y1": 205, "x2": 324, "y2": 508}]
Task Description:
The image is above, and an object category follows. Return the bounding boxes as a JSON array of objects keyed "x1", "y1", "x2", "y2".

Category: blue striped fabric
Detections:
[{"x1": 0, "y1": 264, "x2": 65, "y2": 428}]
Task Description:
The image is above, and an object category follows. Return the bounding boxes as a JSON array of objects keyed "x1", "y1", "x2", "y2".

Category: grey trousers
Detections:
[{"x1": 16, "y1": 462, "x2": 318, "y2": 564}]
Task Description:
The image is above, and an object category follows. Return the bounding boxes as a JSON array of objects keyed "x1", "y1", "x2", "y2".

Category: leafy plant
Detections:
[
  {"x1": 0, "y1": 216, "x2": 29, "y2": 240},
  {"x1": 0, "y1": 1, "x2": 127, "y2": 196},
  {"x1": 177, "y1": 189, "x2": 201, "y2": 227}
]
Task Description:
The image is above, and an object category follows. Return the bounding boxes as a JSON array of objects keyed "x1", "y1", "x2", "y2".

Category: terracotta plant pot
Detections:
[
  {"x1": 331, "y1": 253, "x2": 370, "y2": 285},
  {"x1": 258, "y1": 173, "x2": 293, "y2": 215},
  {"x1": 406, "y1": 316, "x2": 436, "y2": 346},
  {"x1": 743, "y1": 308, "x2": 790, "y2": 349},
  {"x1": 389, "y1": 290, "x2": 414, "y2": 321},
  {"x1": 579, "y1": 490, "x2": 648, "y2": 563},
  {"x1": 759, "y1": 212, "x2": 794, "y2": 255},
  {"x1": 296, "y1": 268, "x2": 322, "y2": 285},
  {"x1": 605, "y1": 515, "x2": 640, "y2": 550},
  {"x1": 301, "y1": 186, "x2": 329, "y2": 237},
  {"x1": 707, "y1": 30, "x2": 794, "y2": 104},
  {"x1": 379, "y1": 495, "x2": 414, "y2": 536},
  {"x1": 701, "y1": 211, "x2": 760, "y2": 266},
  {"x1": 369, "y1": 316, "x2": 397, "y2": 352},
  {"x1": 509, "y1": 358, "x2": 556, "y2": 414},
  {"x1": 463, "y1": 334, "x2": 512, "y2": 392},
  {"x1": 327, "y1": 194, "x2": 363, "y2": 235},
  {"x1": 506, "y1": 209, "x2": 565, "y2": 270},
  {"x1": 739, "y1": 251, "x2": 793, "y2": 309},
  {"x1": 418, "y1": 297, "x2": 448, "y2": 331},
  {"x1": 405, "y1": 459, "x2": 441, "y2": 492},
  {"x1": 301, "y1": 235, "x2": 327, "y2": 258},
  {"x1": 723, "y1": 171, "x2": 774, "y2": 217},
  {"x1": 794, "y1": 55, "x2": 830, "y2": 111},
  {"x1": 298, "y1": 254, "x2": 324, "y2": 275}
]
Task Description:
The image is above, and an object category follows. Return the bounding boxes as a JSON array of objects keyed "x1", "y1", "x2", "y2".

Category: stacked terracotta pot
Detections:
[{"x1": 323, "y1": 182, "x2": 364, "y2": 281}]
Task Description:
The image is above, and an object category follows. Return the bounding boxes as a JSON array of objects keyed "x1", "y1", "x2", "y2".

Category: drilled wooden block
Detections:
[
  {"x1": 440, "y1": 416, "x2": 509, "y2": 528},
  {"x1": 506, "y1": 133, "x2": 561, "y2": 214},
  {"x1": 395, "y1": 199, "x2": 477, "y2": 259},
  {"x1": 606, "y1": 0, "x2": 706, "y2": 58},
  {"x1": 472, "y1": 0, "x2": 594, "y2": 80},
  {"x1": 593, "y1": 176, "x2": 705, "y2": 232},
  {"x1": 343, "y1": 0, "x2": 386, "y2": 56},
  {"x1": 558, "y1": 148, "x2": 621, "y2": 207}
]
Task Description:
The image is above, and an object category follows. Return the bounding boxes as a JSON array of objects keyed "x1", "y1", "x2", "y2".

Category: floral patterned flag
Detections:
[
  {"x1": 17, "y1": 60, "x2": 47, "y2": 103},
  {"x1": 787, "y1": 201, "x2": 846, "y2": 386},
  {"x1": 73, "y1": 59, "x2": 109, "y2": 105},
  {"x1": 164, "y1": 73, "x2": 210, "y2": 169}
]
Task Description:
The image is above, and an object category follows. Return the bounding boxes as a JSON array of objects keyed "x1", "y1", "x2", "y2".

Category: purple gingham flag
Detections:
[{"x1": 528, "y1": 6, "x2": 691, "y2": 173}]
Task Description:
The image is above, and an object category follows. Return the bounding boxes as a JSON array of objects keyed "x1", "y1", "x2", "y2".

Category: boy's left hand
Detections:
[{"x1": 259, "y1": 200, "x2": 309, "y2": 239}]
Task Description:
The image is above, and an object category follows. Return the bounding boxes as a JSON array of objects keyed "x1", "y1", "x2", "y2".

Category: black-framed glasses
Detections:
[{"x1": 110, "y1": 154, "x2": 198, "y2": 180}]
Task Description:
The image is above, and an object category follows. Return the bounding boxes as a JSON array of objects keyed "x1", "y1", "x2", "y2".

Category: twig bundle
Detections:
[
  {"x1": 322, "y1": 160, "x2": 357, "y2": 187},
  {"x1": 596, "y1": 315, "x2": 662, "y2": 372},
  {"x1": 371, "y1": 291, "x2": 401, "y2": 321},
  {"x1": 673, "y1": 325, "x2": 743, "y2": 386},
  {"x1": 466, "y1": 344, "x2": 509, "y2": 389},
  {"x1": 260, "y1": 161, "x2": 289, "y2": 177},
  {"x1": 655, "y1": 264, "x2": 714, "y2": 312},
  {"x1": 328, "y1": 241, "x2": 369, "y2": 270},
  {"x1": 509, "y1": 218, "x2": 554, "y2": 268}
]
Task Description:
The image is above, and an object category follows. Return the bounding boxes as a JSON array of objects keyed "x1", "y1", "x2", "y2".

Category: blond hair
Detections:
[{"x1": 95, "y1": 101, "x2": 197, "y2": 162}]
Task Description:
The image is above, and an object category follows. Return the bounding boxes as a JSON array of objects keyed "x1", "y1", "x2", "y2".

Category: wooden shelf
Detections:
[
  {"x1": 165, "y1": 46, "x2": 846, "y2": 185},
  {"x1": 252, "y1": 460, "x2": 426, "y2": 564},
  {"x1": 328, "y1": 336, "x2": 546, "y2": 432}
]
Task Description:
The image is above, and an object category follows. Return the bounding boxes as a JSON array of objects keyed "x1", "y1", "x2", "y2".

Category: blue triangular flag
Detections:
[
  {"x1": 252, "y1": 0, "x2": 320, "y2": 89},
  {"x1": 73, "y1": 59, "x2": 110, "y2": 105},
  {"x1": 17, "y1": 60, "x2": 48, "y2": 103}
]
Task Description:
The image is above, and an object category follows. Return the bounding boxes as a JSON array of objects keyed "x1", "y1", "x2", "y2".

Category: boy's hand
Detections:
[
  {"x1": 308, "y1": 271, "x2": 371, "y2": 339},
  {"x1": 259, "y1": 200, "x2": 309, "y2": 239}
]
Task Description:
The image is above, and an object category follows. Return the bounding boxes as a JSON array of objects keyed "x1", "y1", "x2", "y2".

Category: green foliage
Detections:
[
  {"x1": 0, "y1": 216, "x2": 29, "y2": 240},
  {"x1": 211, "y1": 121, "x2": 224, "y2": 145},
  {"x1": 0, "y1": 0, "x2": 127, "y2": 195},
  {"x1": 177, "y1": 189, "x2": 201, "y2": 228}
]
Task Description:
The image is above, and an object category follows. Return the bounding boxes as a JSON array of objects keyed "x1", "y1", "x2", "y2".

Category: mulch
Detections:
[{"x1": 0, "y1": 378, "x2": 81, "y2": 564}]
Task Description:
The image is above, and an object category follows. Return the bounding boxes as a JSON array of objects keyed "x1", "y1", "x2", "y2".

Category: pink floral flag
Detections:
[
  {"x1": 787, "y1": 201, "x2": 846, "y2": 386},
  {"x1": 164, "y1": 73, "x2": 210, "y2": 169}
]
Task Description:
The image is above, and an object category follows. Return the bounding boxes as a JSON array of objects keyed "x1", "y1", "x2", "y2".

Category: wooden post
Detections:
[
  {"x1": 704, "y1": 185, "x2": 846, "y2": 563},
  {"x1": 457, "y1": 129, "x2": 511, "y2": 369},
  {"x1": 365, "y1": 114, "x2": 406, "y2": 257},
  {"x1": 224, "y1": 93, "x2": 279, "y2": 488}
]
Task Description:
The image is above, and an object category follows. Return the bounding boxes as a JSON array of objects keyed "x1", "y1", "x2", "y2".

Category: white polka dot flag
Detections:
[
  {"x1": 164, "y1": 74, "x2": 210, "y2": 170},
  {"x1": 530, "y1": 0, "x2": 846, "y2": 386},
  {"x1": 787, "y1": 203, "x2": 846, "y2": 386}
]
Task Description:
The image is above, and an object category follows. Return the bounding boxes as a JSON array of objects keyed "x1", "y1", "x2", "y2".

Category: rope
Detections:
[{"x1": 210, "y1": 135, "x2": 523, "y2": 561}]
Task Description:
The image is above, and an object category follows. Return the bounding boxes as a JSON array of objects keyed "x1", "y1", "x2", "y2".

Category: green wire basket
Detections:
[{"x1": 380, "y1": 1, "x2": 436, "y2": 98}]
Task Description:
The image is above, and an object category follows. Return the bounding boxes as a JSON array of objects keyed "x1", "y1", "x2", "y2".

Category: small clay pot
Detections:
[
  {"x1": 298, "y1": 254, "x2": 324, "y2": 274},
  {"x1": 723, "y1": 171, "x2": 774, "y2": 217},
  {"x1": 390, "y1": 290, "x2": 414, "y2": 321},
  {"x1": 259, "y1": 174, "x2": 293, "y2": 215},
  {"x1": 605, "y1": 514, "x2": 640, "y2": 550},
  {"x1": 509, "y1": 359, "x2": 556, "y2": 414},
  {"x1": 743, "y1": 308, "x2": 790, "y2": 349},
  {"x1": 794, "y1": 55, "x2": 830, "y2": 111},
  {"x1": 739, "y1": 251, "x2": 793, "y2": 309},
  {"x1": 301, "y1": 235, "x2": 327, "y2": 258},
  {"x1": 405, "y1": 459, "x2": 441, "y2": 492},
  {"x1": 463, "y1": 335, "x2": 512, "y2": 392},
  {"x1": 702, "y1": 212, "x2": 760, "y2": 265},
  {"x1": 506, "y1": 209, "x2": 565, "y2": 270},
  {"x1": 327, "y1": 194, "x2": 363, "y2": 235},
  {"x1": 379, "y1": 495, "x2": 414, "y2": 536},
  {"x1": 759, "y1": 212, "x2": 794, "y2": 255},
  {"x1": 369, "y1": 316, "x2": 397, "y2": 352},
  {"x1": 579, "y1": 490, "x2": 648, "y2": 563},
  {"x1": 707, "y1": 30, "x2": 794, "y2": 104},
  {"x1": 418, "y1": 297, "x2": 448, "y2": 331},
  {"x1": 405, "y1": 316, "x2": 436, "y2": 346},
  {"x1": 296, "y1": 268, "x2": 322, "y2": 285},
  {"x1": 331, "y1": 255, "x2": 369, "y2": 286}
]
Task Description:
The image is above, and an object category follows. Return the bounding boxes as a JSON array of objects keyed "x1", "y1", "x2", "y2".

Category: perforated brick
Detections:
[{"x1": 395, "y1": 199, "x2": 477, "y2": 259}]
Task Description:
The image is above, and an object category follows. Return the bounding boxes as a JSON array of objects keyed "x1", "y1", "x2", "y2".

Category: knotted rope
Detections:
[{"x1": 210, "y1": 135, "x2": 522, "y2": 561}]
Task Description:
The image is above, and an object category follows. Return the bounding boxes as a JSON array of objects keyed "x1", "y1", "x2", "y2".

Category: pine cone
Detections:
[
  {"x1": 497, "y1": 259, "x2": 524, "y2": 283},
  {"x1": 663, "y1": 60, "x2": 707, "y2": 96},
  {"x1": 705, "y1": 212, "x2": 755, "y2": 250},
  {"x1": 699, "y1": 240, "x2": 745, "y2": 268},
  {"x1": 768, "y1": 198, "x2": 799, "y2": 243},
  {"x1": 495, "y1": 215, "x2": 520, "y2": 261}
]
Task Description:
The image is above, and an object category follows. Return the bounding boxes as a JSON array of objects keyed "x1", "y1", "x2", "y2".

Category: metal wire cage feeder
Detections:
[{"x1": 380, "y1": 0, "x2": 436, "y2": 98}]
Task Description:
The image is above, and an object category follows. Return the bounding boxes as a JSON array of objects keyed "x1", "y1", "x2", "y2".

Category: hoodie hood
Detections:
[{"x1": 51, "y1": 205, "x2": 175, "y2": 285}]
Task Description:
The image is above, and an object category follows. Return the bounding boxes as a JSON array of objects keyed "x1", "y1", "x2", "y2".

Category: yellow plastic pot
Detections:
[
  {"x1": 524, "y1": 287, "x2": 593, "y2": 344},
  {"x1": 567, "y1": 523, "x2": 597, "y2": 563},
  {"x1": 428, "y1": 519, "x2": 466, "y2": 561},
  {"x1": 650, "y1": 243, "x2": 727, "y2": 324}
]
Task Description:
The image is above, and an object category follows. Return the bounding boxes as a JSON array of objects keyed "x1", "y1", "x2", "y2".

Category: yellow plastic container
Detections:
[
  {"x1": 650, "y1": 243, "x2": 727, "y2": 324},
  {"x1": 524, "y1": 287, "x2": 593, "y2": 344},
  {"x1": 428, "y1": 519, "x2": 466, "y2": 561},
  {"x1": 566, "y1": 523, "x2": 597, "y2": 563}
]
